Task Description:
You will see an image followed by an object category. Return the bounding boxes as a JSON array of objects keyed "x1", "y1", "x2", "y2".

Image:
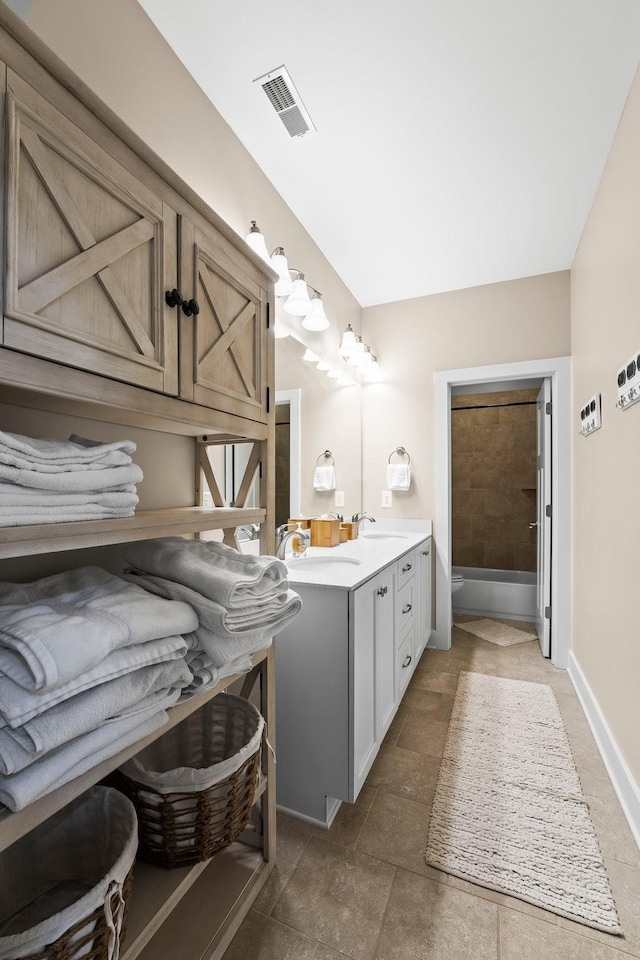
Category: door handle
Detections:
[
  {"x1": 402, "y1": 603, "x2": 412, "y2": 614},
  {"x1": 182, "y1": 297, "x2": 200, "y2": 317},
  {"x1": 402, "y1": 654, "x2": 412, "y2": 668},
  {"x1": 529, "y1": 521, "x2": 539, "y2": 529}
]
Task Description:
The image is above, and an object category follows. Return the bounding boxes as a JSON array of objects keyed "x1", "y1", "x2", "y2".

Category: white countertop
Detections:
[{"x1": 284, "y1": 521, "x2": 432, "y2": 590}]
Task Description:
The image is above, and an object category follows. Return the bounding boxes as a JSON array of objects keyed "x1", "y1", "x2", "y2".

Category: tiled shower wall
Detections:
[{"x1": 451, "y1": 389, "x2": 538, "y2": 571}]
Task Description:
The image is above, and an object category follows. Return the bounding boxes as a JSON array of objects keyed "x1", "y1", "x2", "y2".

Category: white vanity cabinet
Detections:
[
  {"x1": 416, "y1": 540, "x2": 433, "y2": 658},
  {"x1": 276, "y1": 534, "x2": 432, "y2": 827}
]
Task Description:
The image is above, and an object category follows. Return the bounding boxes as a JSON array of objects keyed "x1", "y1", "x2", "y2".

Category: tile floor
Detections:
[{"x1": 223, "y1": 618, "x2": 640, "y2": 960}]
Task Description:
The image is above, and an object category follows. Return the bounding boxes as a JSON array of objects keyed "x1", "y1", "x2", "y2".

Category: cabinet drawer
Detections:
[
  {"x1": 396, "y1": 625, "x2": 415, "y2": 700},
  {"x1": 397, "y1": 549, "x2": 416, "y2": 588},
  {"x1": 396, "y1": 577, "x2": 416, "y2": 642}
]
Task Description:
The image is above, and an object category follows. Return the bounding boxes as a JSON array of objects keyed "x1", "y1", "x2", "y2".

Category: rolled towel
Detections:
[
  {"x1": 0, "y1": 690, "x2": 179, "y2": 811},
  {"x1": 0, "y1": 634, "x2": 188, "y2": 728},
  {"x1": 0, "y1": 567, "x2": 198, "y2": 692},
  {"x1": 313, "y1": 465, "x2": 336, "y2": 491},
  {"x1": 0, "y1": 658, "x2": 192, "y2": 770},
  {"x1": 387, "y1": 463, "x2": 411, "y2": 491},
  {"x1": 0, "y1": 460, "x2": 143, "y2": 492},
  {"x1": 123, "y1": 537, "x2": 288, "y2": 608}
]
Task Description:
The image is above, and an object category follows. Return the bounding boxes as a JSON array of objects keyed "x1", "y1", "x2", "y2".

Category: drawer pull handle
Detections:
[
  {"x1": 402, "y1": 603, "x2": 412, "y2": 614},
  {"x1": 422, "y1": 550, "x2": 429, "y2": 556},
  {"x1": 182, "y1": 297, "x2": 200, "y2": 317},
  {"x1": 402, "y1": 654, "x2": 412, "y2": 668},
  {"x1": 377, "y1": 586, "x2": 388, "y2": 597},
  {"x1": 165, "y1": 288, "x2": 183, "y2": 309},
  {"x1": 402, "y1": 563, "x2": 412, "y2": 572}
]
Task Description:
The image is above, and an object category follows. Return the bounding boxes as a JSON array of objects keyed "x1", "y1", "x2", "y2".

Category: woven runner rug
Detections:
[
  {"x1": 425, "y1": 671, "x2": 622, "y2": 934},
  {"x1": 454, "y1": 618, "x2": 535, "y2": 646}
]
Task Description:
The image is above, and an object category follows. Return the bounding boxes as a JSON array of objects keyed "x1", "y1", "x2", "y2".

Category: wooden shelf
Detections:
[
  {"x1": 0, "y1": 506, "x2": 266, "y2": 559},
  {"x1": 0, "y1": 649, "x2": 269, "y2": 852}
]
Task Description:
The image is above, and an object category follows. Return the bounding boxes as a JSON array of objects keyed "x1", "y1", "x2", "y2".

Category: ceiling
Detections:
[{"x1": 138, "y1": 0, "x2": 640, "y2": 308}]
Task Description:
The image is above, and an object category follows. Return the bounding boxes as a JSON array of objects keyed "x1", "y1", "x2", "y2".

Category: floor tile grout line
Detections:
[
  {"x1": 370, "y1": 864, "x2": 397, "y2": 960},
  {"x1": 261, "y1": 829, "x2": 313, "y2": 917}
]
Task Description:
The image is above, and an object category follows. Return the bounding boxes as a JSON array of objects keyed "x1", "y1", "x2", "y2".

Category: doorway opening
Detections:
[
  {"x1": 275, "y1": 389, "x2": 301, "y2": 527},
  {"x1": 433, "y1": 357, "x2": 571, "y2": 669}
]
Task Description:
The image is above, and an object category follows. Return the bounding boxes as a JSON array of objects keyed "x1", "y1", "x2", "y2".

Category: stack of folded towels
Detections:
[
  {"x1": 0, "y1": 566, "x2": 198, "y2": 811},
  {"x1": 0, "y1": 430, "x2": 143, "y2": 526},
  {"x1": 124, "y1": 537, "x2": 302, "y2": 696}
]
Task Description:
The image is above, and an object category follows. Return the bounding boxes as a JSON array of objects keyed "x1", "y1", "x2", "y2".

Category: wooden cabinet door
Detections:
[
  {"x1": 3, "y1": 72, "x2": 178, "y2": 393},
  {"x1": 179, "y1": 218, "x2": 269, "y2": 422}
]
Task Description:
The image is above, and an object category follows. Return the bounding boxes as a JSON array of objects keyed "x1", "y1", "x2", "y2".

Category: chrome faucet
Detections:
[
  {"x1": 352, "y1": 512, "x2": 375, "y2": 531},
  {"x1": 275, "y1": 522, "x2": 310, "y2": 559}
]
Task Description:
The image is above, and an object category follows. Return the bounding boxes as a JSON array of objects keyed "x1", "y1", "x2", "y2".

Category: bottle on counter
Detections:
[{"x1": 292, "y1": 522, "x2": 307, "y2": 558}]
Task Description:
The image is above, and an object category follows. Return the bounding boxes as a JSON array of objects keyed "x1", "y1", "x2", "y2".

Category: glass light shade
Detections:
[
  {"x1": 302, "y1": 294, "x2": 330, "y2": 331},
  {"x1": 302, "y1": 349, "x2": 319, "y2": 362},
  {"x1": 356, "y1": 346, "x2": 374, "y2": 369},
  {"x1": 347, "y1": 337, "x2": 366, "y2": 365},
  {"x1": 339, "y1": 325, "x2": 357, "y2": 358},
  {"x1": 245, "y1": 221, "x2": 270, "y2": 263},
  {"x1": 364, "y1": 360, "x2": 381, "y2": 382},
  {"x1": 326, "y1": 368, "x2": 339, "y2": 378},
  {"x1": 316, "y1": 359, "x2": 330, "y2": 371},
  {"x1": 271, "y1": 248, "x2": 293, "y2": 297},
  {"x1": 273, "y1": 320, "x2": 289, "y2": 338},
  {"x1": 284, "y1": 277, "x2": 312, "y2": 316},
  {"x1": 338, "y1": 376, "x2": 355, "y2": 387}
]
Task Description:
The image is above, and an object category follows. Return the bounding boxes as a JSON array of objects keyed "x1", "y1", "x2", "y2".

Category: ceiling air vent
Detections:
[{"x1": 254, "y1": 65, "x2": 316, "y2": 139}]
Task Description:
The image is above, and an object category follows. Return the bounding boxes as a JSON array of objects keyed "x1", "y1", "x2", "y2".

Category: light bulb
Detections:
[
  {"x1": 284, "y1": 275, "x2": 311, "y2": 316},
  {"x1": 271, "y1": 247, "x2": 293, "y2": 297},
  {"x1": 302, "y1": 292, "x2": 330, "y2": 331},
  {"x1": 302, "y1": 349, "x2": 318, "y2": 362},
  {"x1": 245, "y1": 221, "x2": 270, "y2": 263},
  {"x1": 339, "y1": 324, "x2": 357, "y2": 358}
]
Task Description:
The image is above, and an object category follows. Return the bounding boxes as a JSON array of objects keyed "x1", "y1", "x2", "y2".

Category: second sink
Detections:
[{"x1": 287, "y1": 556, "x2": 362, "y2": 569}]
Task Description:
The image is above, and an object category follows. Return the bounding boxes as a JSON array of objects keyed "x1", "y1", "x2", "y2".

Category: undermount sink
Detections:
[
  {"x1": 287, "y1": 556, "x2": 362, "y2": 569},
  {"x1": 361, "y1": 532, "x2": 409, "y2": 540}
]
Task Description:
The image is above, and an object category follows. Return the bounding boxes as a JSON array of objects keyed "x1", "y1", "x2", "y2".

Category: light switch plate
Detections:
[
  {"x1": 616, "y1": 350, "x2": 640, "y2": 409},
  {"x1": 381, "y1": 490, "x2": 393, "y2": 508},
  {"x1": 334, "y1": 490, "x2": 345, "y2": 508},
  {"x1": 202, "y1": 490, "x2": 214, "y2": 508},
  {"x1": 578, "y1": 393, "x2": 601, "y2": 436}
]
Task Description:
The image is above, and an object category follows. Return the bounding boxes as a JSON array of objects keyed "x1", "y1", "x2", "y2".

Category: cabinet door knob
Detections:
[
  {"x1": 165, "y1": 288, "x2": 183, "y2": 309},
  {"x1": 402, "y1": 603, "x2": 412, "y2": 614},
  {"x1": 182, "y1": 297, "x2": 200, "y2": 317},
  {"x1": 377, "y1": 587, "x2": 385, "y2": 596},
  {"x1": 422, "y1": 550, "x2": 429, "y2": 556},
  {"x1": 402, "y1": 654, "x2": 412, "y2": 668},
  {"x1": 402, "y1": 563, "x2": 412, "y2": 572}
]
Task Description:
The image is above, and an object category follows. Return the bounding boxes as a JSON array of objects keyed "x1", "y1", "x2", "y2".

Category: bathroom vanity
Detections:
[{"x1": 275, "y1": 524, "x2": 432, "y2": 826}]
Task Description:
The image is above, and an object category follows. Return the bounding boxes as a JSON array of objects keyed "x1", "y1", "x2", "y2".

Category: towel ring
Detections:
[
  {"x1": 388, "y1": 446, "x2": 411, "y2": 465},
  {"x1": 316, "y1": 450, "x2": 335, "y2": 465}
]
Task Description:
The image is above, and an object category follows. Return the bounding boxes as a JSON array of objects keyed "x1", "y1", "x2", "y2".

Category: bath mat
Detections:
[
  {"x1": 454, "y1": 617, "x2": 535, "y2": 646},
  {"x1": 425, "y1": 672, "x2": 622, "y2": 934}
]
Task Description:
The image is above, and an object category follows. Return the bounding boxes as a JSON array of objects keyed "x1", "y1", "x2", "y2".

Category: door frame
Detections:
[
  {"x1": 275, "y1": 388, "x2": 302, "y2": 519},
  {"x1": 433, "y1": 356, "x2": 571, "y2": 669}
]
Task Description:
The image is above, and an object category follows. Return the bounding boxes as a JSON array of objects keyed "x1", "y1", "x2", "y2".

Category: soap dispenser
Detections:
[{"x1": 292, "y1": 522, "x2": 307, "y2": 558}]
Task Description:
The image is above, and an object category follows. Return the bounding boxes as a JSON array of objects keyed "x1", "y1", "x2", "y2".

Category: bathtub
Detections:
[{"x1": 452, "y1": 566, "x2": 536, "y2": 621}]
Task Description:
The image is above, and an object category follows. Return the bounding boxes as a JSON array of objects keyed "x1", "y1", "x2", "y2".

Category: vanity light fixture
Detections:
[
  {"x1": 316, "y1": 359, "x2": 330, "y2": 371},
  {"x1": 284, "y1": 271, "x2": 312, "y2": 317},
  {"x1": 326, "y1": 368, "x2": 340, "y2": 379},
  {"x1": 339, "y1": 324, "x2": 357, "y2": 358},
  {"x1": 245, "y1": 221, "x2": 271, "y2": 262},
  {"x1": 302, "y1": 348, "x2": 319, "y2": 362},
  {"x1": 273, "y1": 320, "x2": 290, "y2": 338},
  {"x1": 244, "y1": 223, "x2": 294, "y2": 296},
  {"x1": 347, "y1": 336, "x2": 366, "y2": 365},
  {"x1": 363, "y1": 357, "x2": 381, "y2": 382},
  {"x1": 302, "y1": 290, "x2": 330, "y2": 331}
]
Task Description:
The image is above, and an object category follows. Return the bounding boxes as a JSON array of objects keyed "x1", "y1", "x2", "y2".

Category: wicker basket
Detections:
[
  {"x1": 0, "y1": 786, "x2": 138, "y2": 960},
  {"x1": 119, "y1": 694, "x2": 264, "y2": 869}
]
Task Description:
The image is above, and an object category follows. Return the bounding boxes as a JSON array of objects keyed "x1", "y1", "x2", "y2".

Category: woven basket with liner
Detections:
[
  {"x1": 0, "y1": 785, "x2": 137, "y2": 960},
  {"x1": 119, "y1": 693, "x2": 264, "y2": 869}
]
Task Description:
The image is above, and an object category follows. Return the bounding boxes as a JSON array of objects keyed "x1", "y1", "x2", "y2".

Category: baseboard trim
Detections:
[
  {"x1": 568, "y1": 651, "x2": 640, "y2": 849},
  {"x1": 276, "y1": 798, "x2": 342, "y2": 830}
]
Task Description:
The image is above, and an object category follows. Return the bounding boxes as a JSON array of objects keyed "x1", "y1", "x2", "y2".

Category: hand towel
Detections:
[
  {"x1": 0, "y1": 658, "x2": 192, "y2": 769},
  {"x1": 313, "y1": 465, "x2": 336, "y2": 491},
  {"x1": 0, "y1": 430, "x2": 135, "y2": 469},
  {"x1": 125, "y1": 571, "x2": 300, "y2": 666},
  {"x1": 123, "y1": 537, "x2": 288, "y2": 608},
  {"x1": 0, "y1": 461, "x2": 143, "y2": 492},
  {"x1": 0, "y1": 691, "x2": 178, "y2": 811},
  {"x1": 387, "y1": 463, "x2": 411, "y2": 491},
  {"x1": 0, "y1": 634, "x2": 188, "y2": 727},
  {"x1": 0, "y1": 566, "x2": 198, "y2": 692}
]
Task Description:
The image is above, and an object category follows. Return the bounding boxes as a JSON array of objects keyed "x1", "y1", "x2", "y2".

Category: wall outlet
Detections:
[
  {"x1": 616, "y1": 349, "x2": 640, "y2": 409},
  {"x1": 381, "y1": 490, "x2": 393, "y2": 508},
  {"x1": 578, "y1": 393, "x2": 601, "y2": 436},
  {"x1": 202, "y1": 490, "x2": 214, "y2": 509},
  {"x1": 334, "y1": 490, "x2": 345, "y2": 508}
]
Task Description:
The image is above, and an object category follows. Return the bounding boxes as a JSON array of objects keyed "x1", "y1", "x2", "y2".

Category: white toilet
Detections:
[{"x1": 451, "y1": 572, "x2": 465, "y2": 597}]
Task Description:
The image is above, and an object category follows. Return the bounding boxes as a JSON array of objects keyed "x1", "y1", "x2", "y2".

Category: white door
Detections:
[{"x1": 536, "y1": 380, "x2": 552, "y2": 656}]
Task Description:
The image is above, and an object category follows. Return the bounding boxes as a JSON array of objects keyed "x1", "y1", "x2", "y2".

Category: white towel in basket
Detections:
[
  {"x1": 123, "y1": 537, "x2": 288, "y2": 608},
  {"x1": 0, "y1": 634, "x2": 188, "y2": 728},
  {"x1": 0, "y1": 566, "x2": 198, "y2": 692}
]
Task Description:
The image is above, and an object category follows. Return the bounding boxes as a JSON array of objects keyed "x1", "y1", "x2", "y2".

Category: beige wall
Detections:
[
  {"x1": 571, "y1": 68, "x2": 640, "y2": 785},
  {"x1": 361, "y1": 271, "x2": 571, "y2": 522}
]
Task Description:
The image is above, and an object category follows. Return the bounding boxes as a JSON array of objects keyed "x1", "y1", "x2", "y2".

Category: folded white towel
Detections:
[
  {"x1": 387, "y1": 463, "x2": 411, "y2": 491},
  {"x1": 313, "y1": 465, "x2": 336, "y2": 491},
  {"x1": 0, "y1": 461, "x2": 143, "y2": 492},
  {"x1": 0, "y1": 691, "x2": 177, "y2": 811},
  {"x1": 0, "y1": 486, "x2": 139, "y2": 508},
  {"x1": 0, "y1": 634, "x2": 188, "y2": 727},
  {"x1": 0, "y1": 431, "x2": 135, "y2": 468},
  {"x1": 124, "y1": 571, "x2": 300, "y2": 666},
  {"x1": 0, "y1": 567, "x2": 198, "y2": 692},
  {"x1": 179, "y1": 652, "x2": 255, "y2": 701},
  {"x1": 0, "y1": 659, "x2": 192, "y2": 771},
  {"x1": 123, "y1": 537, "x2": 288, "y2": 608},
  {"x1": 0, "y1": 505, "x2": 137, "y2": 525}
]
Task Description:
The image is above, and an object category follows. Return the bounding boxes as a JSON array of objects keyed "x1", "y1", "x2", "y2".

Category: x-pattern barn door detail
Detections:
[
  {"x1": 196, "y1": 438, "x2": 264, "y2": 549},
  {"x1": 3, "y1": 76, "x2": 178, "y2": 393},
  {"x1": 181, "y1": 219, "x2": 268, "y2": 423}
]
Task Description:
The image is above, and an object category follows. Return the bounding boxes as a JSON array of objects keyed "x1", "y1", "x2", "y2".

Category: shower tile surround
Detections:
[
  {"x1": 223, "y1": 623, "x2": 640, "y2": 960},
  {"x1": 451, "y1": 390, "x2": 538, "y2": 571}
]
